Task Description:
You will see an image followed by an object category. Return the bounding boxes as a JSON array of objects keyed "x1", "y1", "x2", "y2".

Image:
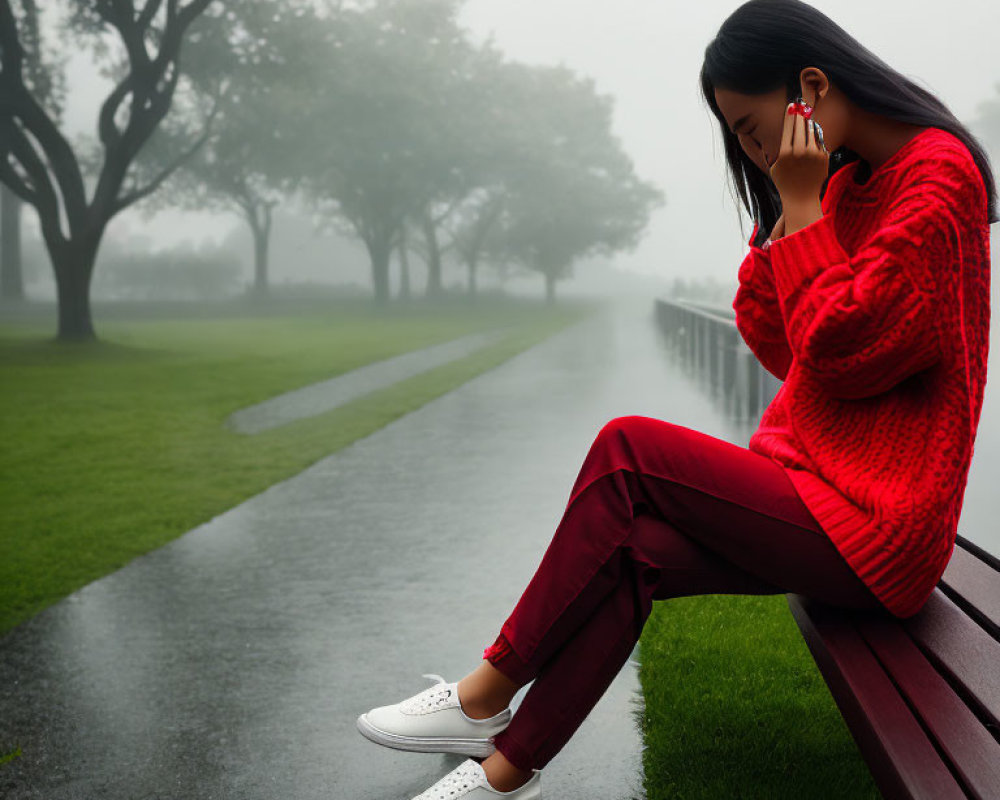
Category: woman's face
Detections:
[{"x1": 713, "y1": 86, "x2": 792, "y2": 176}]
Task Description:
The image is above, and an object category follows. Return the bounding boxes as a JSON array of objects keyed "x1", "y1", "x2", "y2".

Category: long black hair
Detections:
[{"x1": 700, "y1": 0, "x2": 998, "y2": 249}]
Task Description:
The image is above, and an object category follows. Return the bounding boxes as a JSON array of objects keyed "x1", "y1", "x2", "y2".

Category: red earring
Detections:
[{"x1": 789, "y1": 96, "x2": 814, "y2": 119}]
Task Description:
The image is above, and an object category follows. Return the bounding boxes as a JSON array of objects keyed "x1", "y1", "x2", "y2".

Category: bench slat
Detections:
[
  {"x1": 787, "y1": 594, "x2": 967, "y2": 799},
  {"x1": 903, "y1": 588, "x2": 1000, "y2": 743},
  {"x1": 856, "y1": 611, "x2": 1000, "y2": 799},
  {"x1": 939, "y1": 539, "x2": 1000, "y2": 639}
]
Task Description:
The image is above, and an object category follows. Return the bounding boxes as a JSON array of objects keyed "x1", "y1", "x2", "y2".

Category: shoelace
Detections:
[
  {"x1": 399, "y1": 673, "x2": 455, "y2": 714},
  {"x1": 414, "y1": 761, "x2": 483, "y2": 799}
]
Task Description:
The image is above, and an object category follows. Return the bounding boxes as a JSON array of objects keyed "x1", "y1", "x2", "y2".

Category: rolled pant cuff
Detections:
[
  {"x1": 492, "y1": 728, "x2": 538, "y2": 772},
  {"x1": 482, "y1": 631, "x2": 536, "y2": 687}
]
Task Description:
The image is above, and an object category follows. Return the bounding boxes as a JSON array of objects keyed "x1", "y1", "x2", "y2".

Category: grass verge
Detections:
[{"x1": 637, "y1": 594, "x2": 882, "y2": 799}]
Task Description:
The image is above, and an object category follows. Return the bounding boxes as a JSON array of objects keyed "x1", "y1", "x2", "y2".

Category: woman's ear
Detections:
[{"x1": 798, "y1": 67, "x2": 830, "y2": 108}]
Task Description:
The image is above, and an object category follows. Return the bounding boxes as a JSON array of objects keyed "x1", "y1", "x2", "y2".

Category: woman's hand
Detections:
[{"x1": 769, "y1": 102, "x2": 829, "y2": 209}]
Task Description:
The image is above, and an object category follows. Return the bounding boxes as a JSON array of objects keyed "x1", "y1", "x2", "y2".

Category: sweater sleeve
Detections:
[
  {"x1": 732, "y1": 221, "x2": 793, "y2": 381},
  {"x1": 764, "y1": 156, "x2": 972, "y2": 400}
]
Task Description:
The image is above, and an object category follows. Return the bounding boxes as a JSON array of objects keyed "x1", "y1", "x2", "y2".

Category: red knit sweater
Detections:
[{"x1": 733, "y1": 126, "x2": 991, "y2": 619}]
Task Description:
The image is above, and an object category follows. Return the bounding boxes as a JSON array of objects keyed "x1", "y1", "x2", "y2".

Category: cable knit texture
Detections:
[{"x1": 732, "y1": 126, "x2": 991, "y2": 619}]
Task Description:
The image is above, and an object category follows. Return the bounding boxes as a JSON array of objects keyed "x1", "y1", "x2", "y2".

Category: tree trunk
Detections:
[
  {"x1": 52, "y1": 235, "x2": 100, "y2": 341},
  {"x1": 397, "y1": 225, "x2": 411, "y2": 301},
  {"x1": 367, "y1": 237, "x2": 392, "y2": 306},
  {"x1": 466, "y1": 252, "x2": 478, "y2": 301},
  {"x1": 545, "y1": 271, "x2": 556, "y2": 306},
  {"x1": 1, "y1": 184, "x2": 25, "y2": 300},
  {"x1": 250, "y1": 205, "x2": 272, "y2": 296},
  {"x1": 421, "y1": 209, "x2": 443, "y2": 298},
  {"x1": 463, "y1": 197, "x2": 501, "y2": 303}
]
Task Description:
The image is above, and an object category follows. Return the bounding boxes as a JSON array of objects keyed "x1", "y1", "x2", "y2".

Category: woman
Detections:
[{"x1": 357, "y1": 1, "x2": 996, "y2": 796}]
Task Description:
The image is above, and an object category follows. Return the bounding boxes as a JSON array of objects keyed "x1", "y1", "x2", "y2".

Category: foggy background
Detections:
[{"x1": 18, "y1": 0, "x2": 998, "y2": 303}]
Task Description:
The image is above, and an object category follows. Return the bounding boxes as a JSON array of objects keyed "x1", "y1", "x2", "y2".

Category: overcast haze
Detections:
[{"x1": 49, "y1": 0, "x2": 1000, "y2": 293}]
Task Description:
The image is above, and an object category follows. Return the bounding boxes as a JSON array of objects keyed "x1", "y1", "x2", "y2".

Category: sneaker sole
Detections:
[{"x1": 356, "y1": 712, "x2": 498, "y2": 757}]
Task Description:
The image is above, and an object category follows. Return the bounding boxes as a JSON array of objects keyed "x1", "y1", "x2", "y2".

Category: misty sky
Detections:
[{"x1": 56, "y1": 0, "x2": 1000, "y2": 286}]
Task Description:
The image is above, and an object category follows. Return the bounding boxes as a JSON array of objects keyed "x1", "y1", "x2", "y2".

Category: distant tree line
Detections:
[
  {"x1": 667, "y1": 275, "x2": 736, "y2": 308},
  {"x1": 0, "y1": 0, "x2": 665, "y2": 342}
]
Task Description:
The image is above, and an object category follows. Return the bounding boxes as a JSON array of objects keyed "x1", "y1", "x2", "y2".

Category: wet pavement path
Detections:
[
  {"x1": 227, "y1": 327, "x2": 514, "y2": 434},
  {"x1": 0, "y1": 296, "x2": 751, "y2": 800}
]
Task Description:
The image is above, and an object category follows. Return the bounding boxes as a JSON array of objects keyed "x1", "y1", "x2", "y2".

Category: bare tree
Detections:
[{"x1": 0, "y1": 0, "x2": 218, "y2": 340}]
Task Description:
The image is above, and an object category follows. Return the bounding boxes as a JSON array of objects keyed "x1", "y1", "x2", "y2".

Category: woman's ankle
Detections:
[
  {"x1": 481, "y1": 658, "x2": 521, "y2": 694},
  {"x1": 456, "y1": 661, "x2": 520, "y2": 718},
  {"x1": 480, "y1": 751, "x2": 534, "y2": 792},
  {"x1": 456, "y1": 676, "x2": 511, "y2": 719}
]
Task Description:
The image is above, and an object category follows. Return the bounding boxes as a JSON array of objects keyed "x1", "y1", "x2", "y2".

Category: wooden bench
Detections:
[{"x1": 787, "y1": 533, "x2": 1000, "y2": 799}]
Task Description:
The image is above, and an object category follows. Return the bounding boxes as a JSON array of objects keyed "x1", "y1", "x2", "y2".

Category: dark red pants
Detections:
[{"x1": 482, "y1": 416, "x2": 882, "y2": 771}]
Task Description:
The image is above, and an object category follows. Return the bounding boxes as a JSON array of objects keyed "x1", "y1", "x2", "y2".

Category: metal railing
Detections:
[{"x1": 654, "y1": 296, "x2": 783, "y2": 422}]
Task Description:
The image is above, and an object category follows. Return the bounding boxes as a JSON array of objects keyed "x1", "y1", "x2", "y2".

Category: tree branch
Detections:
[
  {"x1": 96, "y1": 0, "x2": 218, "y2": 214},
  {"x1": 0, "y1": 1, "x2": 91, "y2": 240},
  {"x1": 0, "y1": 151, "x2": 37, "y2": 205},
  {"x1": 10, "y1": 82, "x2": 89, "y2": 226},
  {"x1": 0, "y1": 0, "x2": 26, "y2": 77},
  {"x1": 0, "y1": 118, "x2": 62, "y2": 236},
  {"x1": 432, "y1": 194, "x2": 465, "y2": 227},
  {"x1": 138, "y1": 0, "x2": 166, "y2": 30},
  {"x1": 110, "y1": 98, "x2": 220, "y2": 214},
  {"x1": 105, "y1": 0, "x2": 152, "y2": 73},
  {"x1": 98, "y1": 73, "x2": 134, "y2": 151}
]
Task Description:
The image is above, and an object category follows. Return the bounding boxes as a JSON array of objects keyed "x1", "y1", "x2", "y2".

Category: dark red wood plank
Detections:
[
  {"x1": 856, "y1": 613, "x2": 1000, "y2": 799},
  {"x1": 903, "y1": 588, "x2": 1000, "y2": 740},
  {"x1": 939, "y1": 541, "x2": 1000, "y2": 636},
  {"x1": 787, "y1": 594, "x2": 967, "y2": 800}
]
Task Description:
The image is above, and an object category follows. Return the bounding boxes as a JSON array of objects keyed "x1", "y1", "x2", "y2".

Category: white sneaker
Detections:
[
  {"x1": 357, "y1": 673, "x2": 512, "y2": 758},
  {"x1": 411, "y1": 757, "x2": 542, "y2": 799}
]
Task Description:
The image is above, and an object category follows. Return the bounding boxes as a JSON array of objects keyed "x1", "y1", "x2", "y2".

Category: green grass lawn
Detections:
[
  {"x1": 637, "y1": 594, "x2": 882, "y2": 799},
  {"x1": 0, "y1": 294, "x2": 598, "y2": 636}
]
